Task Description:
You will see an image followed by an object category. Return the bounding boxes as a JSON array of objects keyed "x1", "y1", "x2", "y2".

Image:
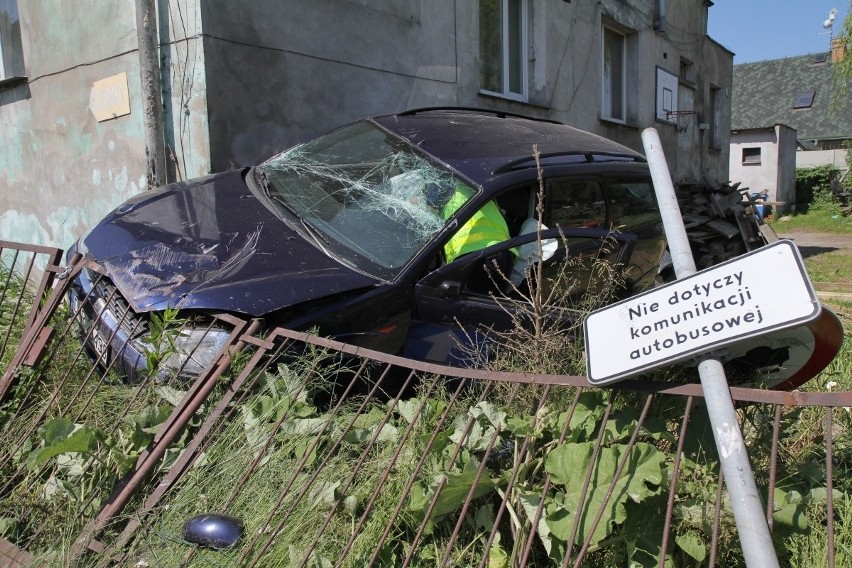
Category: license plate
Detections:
[{"x1": 90, "y1": 331, "x2": 109, "y2": 362}]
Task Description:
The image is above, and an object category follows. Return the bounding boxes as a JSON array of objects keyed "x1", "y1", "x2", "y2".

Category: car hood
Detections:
[{"x1": 79, "y1": 170, "x2": 378, "y2": 315}]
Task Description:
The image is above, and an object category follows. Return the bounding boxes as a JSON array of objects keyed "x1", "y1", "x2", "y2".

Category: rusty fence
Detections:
[{"x1": 0, "y1": 243, "x2": 849, "y2": 567}]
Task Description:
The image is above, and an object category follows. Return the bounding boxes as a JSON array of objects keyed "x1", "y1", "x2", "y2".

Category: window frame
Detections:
[
  {"x1": 0, "y1": 0, "x2": 25, "y2": 82},
  {"x1": 742, "y1": 147, "x2": 762, "y2": 165},
  {"x1": 601, "y1": 25, "x2": 627, "y2": 124},
  {"x1": 709, "y1": 85, "x2": 723, "y2": 150},
  {"x1": 793, "y1": 89, "x2": 816, "y2": 109},
  {"x1": 479, "y1": 0, "x2": 529, "y2": 102}
]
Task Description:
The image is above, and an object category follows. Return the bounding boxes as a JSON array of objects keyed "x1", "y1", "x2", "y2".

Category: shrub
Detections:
[{"x1": 795, "y1": 164, "x2": 840, "y2": 212}]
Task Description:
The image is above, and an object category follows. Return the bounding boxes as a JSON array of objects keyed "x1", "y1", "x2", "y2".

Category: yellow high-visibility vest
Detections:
[{"x1": 442, "y1": 183, "x2": 514, "y2": 263}]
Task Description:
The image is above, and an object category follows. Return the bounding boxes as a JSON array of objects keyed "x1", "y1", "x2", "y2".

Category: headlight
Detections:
[{"x1": 137, "y1": 326, "x2": 232, "y2": 381}]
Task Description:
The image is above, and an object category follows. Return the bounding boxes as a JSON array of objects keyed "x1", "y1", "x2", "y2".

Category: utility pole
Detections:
[{"x1": 136, "y1": 0, "x2": 166, "y2": 189}]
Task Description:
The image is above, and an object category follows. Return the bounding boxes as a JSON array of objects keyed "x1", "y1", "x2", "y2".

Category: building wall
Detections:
[
  {"x1": 729, "y1": 126, "x2": 797, "y2": 213},
  {"x1": 199, "y1": 0, "x2": 734, "y2": 180},
  {"x1": 2, "y1": 0, "x2": 733, "y2": 251},
  {"x1": 0, "y1": 1, "x2": 147, "y2": 250},
  {"x1": 0, "y1": 0, "x2": 211, "y2": 251},
  {"x1": 796, "y1": 149, "x2": 849, "y2": 173}
]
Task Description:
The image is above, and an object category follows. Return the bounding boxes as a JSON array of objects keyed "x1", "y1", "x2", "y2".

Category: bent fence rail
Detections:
[{"x1": 0, "y1": 243, "x2": 849, "y2": 567}]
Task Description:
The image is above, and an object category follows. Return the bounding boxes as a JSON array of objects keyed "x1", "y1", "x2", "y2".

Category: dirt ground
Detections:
[{"x1": 778, "y1": 229, "x2": 852, "y2": 300}]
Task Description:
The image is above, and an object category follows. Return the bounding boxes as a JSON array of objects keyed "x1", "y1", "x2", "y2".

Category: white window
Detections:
[
  {"x1": 0, "y1": 0, "x2": 24, "y2": 81},
  {"x1": 602, "y1": 26, "x2": 626, "y2": 122},
  {"x1": 479, "y1": 0, "x2": 528, "y2": 101}
]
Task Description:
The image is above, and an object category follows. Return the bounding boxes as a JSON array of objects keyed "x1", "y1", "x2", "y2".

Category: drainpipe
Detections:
[
  {"x1": 136, "y1": 0, "x2": 166, "y2": 189},
  {"x1": 654, "y1": 0, "x2": 666, "y2": 33}
]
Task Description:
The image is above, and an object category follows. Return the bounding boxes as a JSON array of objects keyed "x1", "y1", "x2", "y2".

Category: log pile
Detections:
[{"x1": 674, "y1": 174, "x2": 769, "y2": 270}]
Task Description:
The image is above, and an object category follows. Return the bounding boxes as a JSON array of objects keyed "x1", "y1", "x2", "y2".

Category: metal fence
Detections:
[{"x1": 0, "y1": 244, "x2": 849, "y2": 567}]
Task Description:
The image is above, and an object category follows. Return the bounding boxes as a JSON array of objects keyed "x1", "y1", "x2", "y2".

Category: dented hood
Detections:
[{"x1": 79, "y1": 170, "x2": 377, "y2": 315}]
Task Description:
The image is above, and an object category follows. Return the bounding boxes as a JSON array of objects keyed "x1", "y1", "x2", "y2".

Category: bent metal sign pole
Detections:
[{"x1": 615, "y1": 128, "x2": 781, "y2": 567}]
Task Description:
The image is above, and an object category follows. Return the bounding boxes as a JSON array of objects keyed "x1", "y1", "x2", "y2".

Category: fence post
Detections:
[{"x1": 642, "y1": 128, "x2": 780, "y2": 568}]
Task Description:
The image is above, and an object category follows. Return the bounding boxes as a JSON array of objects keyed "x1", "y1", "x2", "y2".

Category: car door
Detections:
[{"x1": 406, "y1": 226, "x2": 635, "y2": 366}]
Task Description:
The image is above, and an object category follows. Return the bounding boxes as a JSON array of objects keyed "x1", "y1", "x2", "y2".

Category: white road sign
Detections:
[{"x1": 584, "y1": 240, "x2": 821, "y2": 385}]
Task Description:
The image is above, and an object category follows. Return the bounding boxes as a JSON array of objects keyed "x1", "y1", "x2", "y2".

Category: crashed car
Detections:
[{"x1": 67, "y1": 108, "x2": 667, "y2": 381}]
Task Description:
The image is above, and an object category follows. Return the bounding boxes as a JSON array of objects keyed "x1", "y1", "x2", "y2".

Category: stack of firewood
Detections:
[{"x1": 674, "y1": 174, "x2": 765, "y2": 269}]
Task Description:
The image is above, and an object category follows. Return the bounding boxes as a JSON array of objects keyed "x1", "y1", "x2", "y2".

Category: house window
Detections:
[
  {"x1": 709, "y1": 86, "x2": 722, "y2": 150},
  {"x1": 0, "y1": 0, "x2": 25, "y2": 81},
  {"x1": 602, "y1": 26, "x2": 626, "y2": 122},
  {"x1": 742, "y1": 147, "x2": 761, "y2": 165},
  {"x1": 479, "y1": 0, "x2": 528, "y2": 101},
  {"x1": 679, "y1": 58, "x2": 695, "y2": 85},
  {"x1": 793, "y1": 89, "x2": 816, "y2": 109}
]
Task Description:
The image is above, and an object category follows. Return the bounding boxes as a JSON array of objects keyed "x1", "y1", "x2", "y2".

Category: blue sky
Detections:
[{"x1": 708, "y1": 1, "x2": 849, "y2": 63}]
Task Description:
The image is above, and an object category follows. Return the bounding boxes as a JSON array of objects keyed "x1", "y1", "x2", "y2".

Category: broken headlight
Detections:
[{"x1": 141, "y1": 325, "x2": 232, "y2": 381}]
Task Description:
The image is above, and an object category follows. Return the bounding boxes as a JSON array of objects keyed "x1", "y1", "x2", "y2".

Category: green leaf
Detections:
[
  {"x1": 427, "y1": 460, "x2": 496, "y2": 520},
  {"x1": 487, "y1": 542, "x2": 509, "y2": 568},
  {"x1": 505, "y1": 416, "x2": 534, "y2": 437},
  {"x1": 0, "y1": 517, "x2": 18, "y2": 538},
  {"x1": 623, "y1": 497, "x2": 672, "y2": 568},
  {"x1": 517, "y1": 489, "x2": 553, "y2": 554},
  {"x1": 395, "y1": 399, "x2": 422, "y2": 425},
  {"x1": 154, "y1": 385, "x2": 186, "y2": 406},
  {"x1": 545, "y1": 442, "x2": 665, "y2": 547},
  {"x1": 557, "y1": 392, "x2": 604, "y2": 442},
  {"x1": 675, "y1": 530, "x2": 706, "y2": 562},
  {"x1": 475, "y1": 503, "x2": 496, "y2": 531},
  {"x1": 280, "y1": 417, "x2": 329, "y2": 436},
  {"x1": 28, "y1": 422, "x2": 101, "y2": 470},
  {"x1": 343, "y1": 423, "x2": 399, "y2": 445},
  {"x1": 805, "y1": 486, "x2": 844, "y2": 504},
  {"x1": 450, "y1": 402, "x2": 507, "y2": 452},
  {"x1": 39, "y1": 418, "x2": 75, "y2": 444}
]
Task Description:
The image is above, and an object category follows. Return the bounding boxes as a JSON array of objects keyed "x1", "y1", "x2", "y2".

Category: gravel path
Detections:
[
  {"x1": 777, "y1": 230, "x2": 852, "y2": 301},
  {"x1": 777, "y1": 231, "x2": 852, "y2": 251}
]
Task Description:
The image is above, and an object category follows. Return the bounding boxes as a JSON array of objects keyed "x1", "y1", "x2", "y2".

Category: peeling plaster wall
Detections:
[
  {"x1": 199, "y1": 0, "x2": 461, "y2": 171},
  {"x1": 1, "y1": 1, "x2": 147, "y2": 250},
  {"x1": 0, "y1": 0, "x2": 211, "y2": 251},
  {"x1": 197, "y1": 0, "x2": 732, "y2": 182},
  {"x1": 2, "y1": 0, "x2": 733, "y2": 253}
]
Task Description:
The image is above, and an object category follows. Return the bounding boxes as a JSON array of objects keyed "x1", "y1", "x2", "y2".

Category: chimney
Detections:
[{"x1": 832, "y1": 37, "x2": 846, "y2": 63}]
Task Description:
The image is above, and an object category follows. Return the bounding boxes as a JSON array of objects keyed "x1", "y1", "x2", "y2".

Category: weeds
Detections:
[{"x1": 0, "y1": 199, "x2": 849, "y2": 565}]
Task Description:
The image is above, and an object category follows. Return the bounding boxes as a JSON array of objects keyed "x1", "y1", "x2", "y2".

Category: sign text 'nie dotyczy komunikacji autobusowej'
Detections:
[{"x1": 583, "y1": 240, "x2": 821, "y2": 385}]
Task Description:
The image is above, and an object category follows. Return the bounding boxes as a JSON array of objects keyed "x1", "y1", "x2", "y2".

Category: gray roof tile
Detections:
[{"x1": 731, "y1": 52, "x2": 852, "y2": 141}]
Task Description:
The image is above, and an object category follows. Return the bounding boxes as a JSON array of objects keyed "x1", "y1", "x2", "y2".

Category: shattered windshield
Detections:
[{"x1": 257, "y1": 122, "x2": 473, "y2": 280}]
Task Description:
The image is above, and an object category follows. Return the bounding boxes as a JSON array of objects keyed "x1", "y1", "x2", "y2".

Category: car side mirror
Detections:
[{"x1": 438, "y1": 280, "x2": 462, "y2": 298}]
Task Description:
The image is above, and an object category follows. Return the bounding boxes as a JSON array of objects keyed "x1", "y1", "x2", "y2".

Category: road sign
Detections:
[{"x1": 584, "y1": 239, "x2": 821, "y2": 386}]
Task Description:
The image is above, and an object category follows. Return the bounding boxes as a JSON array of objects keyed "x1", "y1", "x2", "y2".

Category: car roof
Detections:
[{"x1": 371, "y1": 108, "x2": 646, "y2": 187}]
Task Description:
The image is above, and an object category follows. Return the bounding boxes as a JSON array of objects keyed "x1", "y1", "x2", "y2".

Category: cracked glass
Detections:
[{"x1": 257, "y1": 122, "x2": 474, "y2": 280}]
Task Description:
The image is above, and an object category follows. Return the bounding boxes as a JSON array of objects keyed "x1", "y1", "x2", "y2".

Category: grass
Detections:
[
  {"x1": 770, "y1": 203, "x2": 852, "y2": 234},
  {"x1": 1, "y1": 207, "x2": 852, "y2": 566}
]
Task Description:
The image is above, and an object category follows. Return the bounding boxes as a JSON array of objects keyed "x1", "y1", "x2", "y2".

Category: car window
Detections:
[
  {"x1": 547, "y1": 180, "x2": 606, "y2": 229},
  {"x1": 605, "y1": 181, "x2": 659, "y2": 230},
  {"x1": 258, "y1": 122, "x2": 476, "y2": 280}
]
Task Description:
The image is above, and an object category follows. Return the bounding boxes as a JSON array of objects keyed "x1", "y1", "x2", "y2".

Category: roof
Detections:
[
  {"x1": 731, "y1": 52, "x2": 852, "y2": 142},
  {"x1": 371, "y1": 108, "x2": 645, "y2": 186}
]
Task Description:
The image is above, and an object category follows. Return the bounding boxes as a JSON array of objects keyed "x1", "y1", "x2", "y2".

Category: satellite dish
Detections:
[{"x1": 825, "y1": 19, "x2": 834, "y2": 29}]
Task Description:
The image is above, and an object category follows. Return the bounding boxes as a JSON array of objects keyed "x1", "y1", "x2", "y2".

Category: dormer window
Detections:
[{"x1": 794, "y1": 89, "x2": 816, "y2": 109}]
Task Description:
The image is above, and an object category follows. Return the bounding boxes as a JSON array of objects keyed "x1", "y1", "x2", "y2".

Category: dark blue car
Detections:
[{"x1": 67, "y1": 108, "x2": 666, "y2": 381}]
